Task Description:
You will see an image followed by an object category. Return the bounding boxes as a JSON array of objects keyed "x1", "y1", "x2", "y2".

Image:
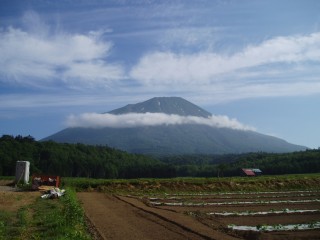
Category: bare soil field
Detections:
[
  {"x1": 77, "y1": 192, "x2": 237, "y2": 240},
  {"x1": 79, "y1": 190, "x2": 320, "y2": 240}
]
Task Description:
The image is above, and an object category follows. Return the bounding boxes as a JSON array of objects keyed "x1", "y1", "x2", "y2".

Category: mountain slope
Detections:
[
  {"x1": 44, "y1": 97, "x2": 306, "y2": 155},
  {"x1": 108, "y1": 97, "x2": 212, "y2": 117}
]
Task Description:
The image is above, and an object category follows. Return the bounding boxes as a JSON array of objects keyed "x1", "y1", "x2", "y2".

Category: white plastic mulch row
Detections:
[
  {"x1": 149, "y1": 197, "x2": 181, "y2": 200},
  {"x1": 149, "y1": 199, "x2": 320, "y2": 206},
  {"x1": 228, "y1": 222, "x2": 320, "y2": 232},
  {"x1": 207, "y1": 209, "x2": 320, "y2": 216},
  {"x1": 164, "y1": 190, "x2": 320, "y2": 197},
  {"x1": 149, "y1": 193, "x2": 318, "y2": 201}
]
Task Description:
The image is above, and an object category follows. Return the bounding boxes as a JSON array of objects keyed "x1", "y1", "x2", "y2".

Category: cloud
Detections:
[
  {"x1": 66, "y1": 112, "x2": 255, "y2": 131},
  {"x1": 2, "y1": 10, "x2": 320, "y2": 108},
  {"x1": 158, "y1": 27, "x2": 220, "y2": 50},
  {"x1": 130, "y1": 32, "x2": 320, "y2": 85},
  {"x1": 0, "y1": 11, "x2": 124, "y2": 88}
]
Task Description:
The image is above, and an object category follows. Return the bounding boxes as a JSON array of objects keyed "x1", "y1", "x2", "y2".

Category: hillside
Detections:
[
  {"x1": 44, "y1": 97, "x2": 306, "y2": 155},
  {"x1": 1, "y1": 135, "x2": 319, "y2": 178}
]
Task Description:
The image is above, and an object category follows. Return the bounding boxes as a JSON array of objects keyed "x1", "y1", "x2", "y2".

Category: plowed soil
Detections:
[
  {"x1": 78, "y1": 190, "x2": 320, "y2": 240},
  {"x1": 77, "y1": 192, "x2": 238, "y2": 240},
  {"x1": 146, "y1": 191, "x2": 320, "y2": 240}
]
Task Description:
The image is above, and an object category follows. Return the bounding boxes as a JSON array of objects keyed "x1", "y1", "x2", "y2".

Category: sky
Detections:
[{"x1": 0, "y1": 0, "x2": 320, "y2": 149}]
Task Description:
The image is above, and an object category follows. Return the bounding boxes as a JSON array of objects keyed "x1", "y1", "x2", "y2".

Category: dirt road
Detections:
[{"x1": 77, "y1": 192, "x2": 237, "y2": 240}]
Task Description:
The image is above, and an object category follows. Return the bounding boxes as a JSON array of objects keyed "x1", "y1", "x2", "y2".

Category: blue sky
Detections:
[{"x1": 1, "y1": 0, "x2": 320, "y2": 149}]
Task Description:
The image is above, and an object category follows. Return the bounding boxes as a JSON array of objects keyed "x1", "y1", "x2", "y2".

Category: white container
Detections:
[{"x1": 15, "y1": 161, "x2": 30, "y2": 184}]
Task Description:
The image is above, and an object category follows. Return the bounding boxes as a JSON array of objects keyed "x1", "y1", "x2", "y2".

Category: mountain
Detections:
[
  {"x1": 108, "y1": 97, "x2": 212, "y2": 117},
  {"x1": 44, "y1": 97, "x2": 306, "y2": 155}
]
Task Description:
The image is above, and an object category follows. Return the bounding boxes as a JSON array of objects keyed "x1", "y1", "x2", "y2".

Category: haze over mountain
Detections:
[{"x1": 44, "y1": 97, "x2": 306, "y2": 155}]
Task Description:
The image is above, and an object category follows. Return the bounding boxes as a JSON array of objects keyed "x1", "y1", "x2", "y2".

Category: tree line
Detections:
[
  {"x1": 0, "y1": 135, "x2": 174, "y2": 178},
  {"x1": 160, "y1": 151, "x2": 320, "y2": 177},
  {"x1": 0, "y1": 135, "x2": 319, "y2": 178}
]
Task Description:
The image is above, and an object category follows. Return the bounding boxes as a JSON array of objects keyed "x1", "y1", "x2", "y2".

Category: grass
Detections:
[
  {"x1": 0, "y1": 211, "x2": 11, "y2": 240},
  {"x1": 0, "y1": 187, "x2": 91, "y2": 240},
  {"x1": 62, "y1": 173, "x2": 320, "y2": 194}
]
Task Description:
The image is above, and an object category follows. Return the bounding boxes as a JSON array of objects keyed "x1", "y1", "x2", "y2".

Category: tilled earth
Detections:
[
  {"x1": 78, "y1": 190, "x2": 320, "y2": 240},
  {"x1": 77, "y1": 192, "x2": 237, "y2": 240},
  {"x1": 2, "y1": 179, "x2": 319, "y2": 240}
]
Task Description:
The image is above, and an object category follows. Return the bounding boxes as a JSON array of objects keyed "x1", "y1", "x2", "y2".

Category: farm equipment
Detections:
[{"x1": 31, "y1": 174, "x2": 61, "y2": 190}]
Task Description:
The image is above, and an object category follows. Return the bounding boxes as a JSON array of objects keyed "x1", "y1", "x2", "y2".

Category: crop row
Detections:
[
  {"x1": 149, "y1": 199, "x2": 320, "y2": 206},
  {"x1": 206, "y1": 209, "x2": 319, "y2": 216},
  {"x1": 163, "y1": 190, "x2": 320, "y2": 196},
  {"x1": 228, "y1": 222, "x2": 320, "y2": 232},
  {"x1": 149, "y1": 192, "x2": 319, "y2": 200}
]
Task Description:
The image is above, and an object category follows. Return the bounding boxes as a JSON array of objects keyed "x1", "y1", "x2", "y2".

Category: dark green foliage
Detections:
[
  {"x1": 160, "y1": 150, "x2": 320, "y2": 177},
  {"x1": 0, "y1": 135, "x2": 319, "y2": 178},
  {"x1": 0, "y1": 135, "x2": 173, "y2": 178},
  {"x1": 229, "y1": 150, "x2": 320, "y2": 176}
]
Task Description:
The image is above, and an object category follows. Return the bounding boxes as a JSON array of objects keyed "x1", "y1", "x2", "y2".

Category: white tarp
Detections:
[{"x1": 41, "y1": 187, "x2": 66, "y2": 199}]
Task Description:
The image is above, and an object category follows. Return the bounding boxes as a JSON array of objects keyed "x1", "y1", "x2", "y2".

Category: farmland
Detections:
[
  {"x1": 75, "y1": 174, "x2": 320, "y2": 240},
  {"x1": 142, "y1": 190, "x2": 320, "y2": 239},
  {"x1": 1, "y1": 174, "x2": 320, "y2": 239}
]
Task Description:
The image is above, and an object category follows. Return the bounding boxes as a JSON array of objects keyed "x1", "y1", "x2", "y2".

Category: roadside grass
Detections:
[
  {"x1": 0, "y1": 210, "x2": 12, "y2": 239},
  {"x1": 62, "y1": 173, "x2": 320, "y2": 194},
  {"x1": 0, "y1": 187, "x2": 91, "y2": 240}
]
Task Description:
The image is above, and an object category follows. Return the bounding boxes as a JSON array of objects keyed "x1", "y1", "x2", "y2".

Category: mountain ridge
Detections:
[
  {"x1": 44, "y1": 97, "x2": 307, "y2": 155},
  {"x1": 107, "y1": 97, "x2": 212, "y2": 118}
]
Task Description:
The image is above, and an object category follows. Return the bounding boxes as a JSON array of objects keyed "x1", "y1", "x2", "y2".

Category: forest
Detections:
[{"x1": 0, "y1": 135, "x2": 319, "y2": 178}]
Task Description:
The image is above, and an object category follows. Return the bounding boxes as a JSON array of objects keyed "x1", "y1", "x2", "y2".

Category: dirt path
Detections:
[
  {"x1": 77, "y1": 192, "x2": 238, "y2": 240},
  {"x1": 0, "y1": 183, "x2": 39, "y2": 212}
]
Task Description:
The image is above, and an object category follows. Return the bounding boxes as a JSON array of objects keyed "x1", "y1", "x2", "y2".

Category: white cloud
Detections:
[
  {"x1": 66, "y1": 112, "x2": 255, "y2": 131},
  {"x1": 158, "y1": 27, "x2": 220, "y2": 50},
  {"x1": 130, "y1": 32, "x2": 320, "y2": 85},
  {"x1": 2, "y1": 10, "x2": 320, "y2": 108},
  {"x1": 0, "y1": 11, "x2": 124, "y2": 88}
]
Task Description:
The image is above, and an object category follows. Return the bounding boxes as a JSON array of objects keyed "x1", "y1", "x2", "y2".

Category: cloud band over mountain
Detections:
[{"x1": 66, "y1": 112, "x2": 255, "y2": 131}]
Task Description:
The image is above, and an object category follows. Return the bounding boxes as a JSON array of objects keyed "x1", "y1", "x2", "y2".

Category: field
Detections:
[
  {"x1": 75, "y1": 174, "x2": 320, "y2": 240},
  {"x1": 1, "y1": 174, "x2": 320, "y2": 239},
  {"x1": 142, "y1": 190, "x2": 320, "y2": 239},
  {"x1": 78, "y1": 190, "x2": 320, "y2": 240}
]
